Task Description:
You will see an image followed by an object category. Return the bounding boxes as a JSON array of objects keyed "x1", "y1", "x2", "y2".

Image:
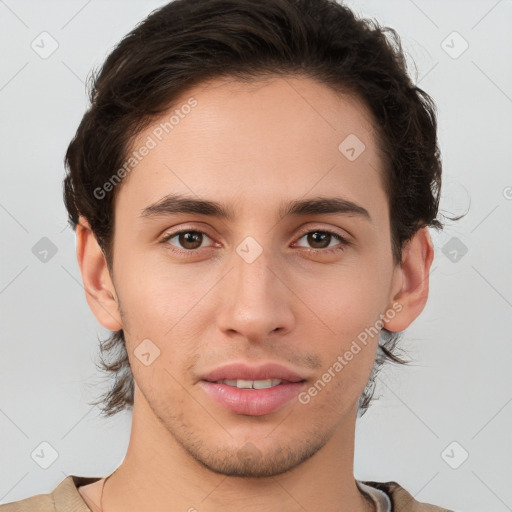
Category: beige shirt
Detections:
[{"x1": 0, "y1": 475, "x2": 455, "y2": 511}]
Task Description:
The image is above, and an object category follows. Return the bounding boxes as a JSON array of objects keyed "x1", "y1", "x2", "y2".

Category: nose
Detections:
[{"x1": 215, "y1": 244, "x2": 296, "y2": 342}]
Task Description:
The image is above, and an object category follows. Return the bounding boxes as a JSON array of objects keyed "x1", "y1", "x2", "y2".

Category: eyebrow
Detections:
[{"x1": 139, "y1": 193, "x2": 371, "y2": 222}]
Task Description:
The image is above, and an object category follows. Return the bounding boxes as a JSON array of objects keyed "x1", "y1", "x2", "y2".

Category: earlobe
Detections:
[
  {"x1": 383, "y1": 227, "x2": 434, "y2": 332},
  {"x1": 75, "y1": 215, "x2": 122, "y2": 331}
]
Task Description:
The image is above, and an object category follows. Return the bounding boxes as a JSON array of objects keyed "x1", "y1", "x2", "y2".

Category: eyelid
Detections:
[
  {"x1": 159, "y1": 226, "x2": 216, "y2": 247},
  {"x1": 291, "y1": 227, "x2": 351, "y2": 254},
  {"x1": 293, "y1": 224, "x2": 351, "y2": 242},
  {"x1": 159, "y1": 223, "x2": 351, "y2": 254}
]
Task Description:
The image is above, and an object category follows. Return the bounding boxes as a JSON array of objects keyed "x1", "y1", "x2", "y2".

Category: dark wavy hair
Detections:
[{"x1": 64, "y1": 0, "x2": 445, "y2": 418}]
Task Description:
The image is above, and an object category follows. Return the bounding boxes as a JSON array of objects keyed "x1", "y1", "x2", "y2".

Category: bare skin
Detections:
[
  {"x1": 76, "y1": 75, "x2": 433, "y2": 512},
  {"x1": 77, "y1": 481, "x2": 103, "y2": 512}
]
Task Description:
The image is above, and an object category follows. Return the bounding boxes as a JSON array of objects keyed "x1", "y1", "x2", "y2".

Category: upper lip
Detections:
[{"x1": 201, "y1": 362, "x2": 306, "y2": 383}]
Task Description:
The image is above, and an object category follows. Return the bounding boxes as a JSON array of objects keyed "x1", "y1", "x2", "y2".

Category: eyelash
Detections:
[{"x1": 159, "y1": 227, "x2": 350, "y2": 258}]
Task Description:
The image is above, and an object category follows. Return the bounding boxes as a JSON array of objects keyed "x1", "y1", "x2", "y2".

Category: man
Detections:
[{"x1": 0, "y1": 0, "x2": 455, "y2": 510}]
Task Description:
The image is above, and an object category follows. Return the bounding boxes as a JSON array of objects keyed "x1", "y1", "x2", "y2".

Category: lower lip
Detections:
[{"x1": 200, "y1": 381, "x2": 306, "y2": 416}]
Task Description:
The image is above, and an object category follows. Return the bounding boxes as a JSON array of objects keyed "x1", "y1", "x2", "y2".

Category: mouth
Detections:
[
  {"x1": 210, "y1": 378, "x2": 285, "y2": 389},
  {"x1": 200, "y1": 361, "x2": 306, "y2": 384},
  {"x1": 199, "y1": 362, "x2": 307, "y2": 416}
]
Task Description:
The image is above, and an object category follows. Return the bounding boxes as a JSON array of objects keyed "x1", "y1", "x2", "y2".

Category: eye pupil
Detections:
[
  {"x1": 166, "y1": 229, "x2": 342, "y2": 255},
  {"x1": 308, "y1": 231, "x2": 330, "y2": 249},
  {"x1": 180, "y1": 231, "x2": 202, "y2": 249}
]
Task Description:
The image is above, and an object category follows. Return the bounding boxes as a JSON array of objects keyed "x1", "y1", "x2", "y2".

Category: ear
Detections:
[
  {"x1": 75, "y1": 215, "x2": 122, "y2": 331},
  {"x1": 383, "y1": 226, "x2": 434, "y2": 332}
]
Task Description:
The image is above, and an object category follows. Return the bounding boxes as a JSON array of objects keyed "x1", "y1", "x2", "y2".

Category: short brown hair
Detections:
[{"x1": 64, "y1": 0, "x2": 445, "y2": 418}]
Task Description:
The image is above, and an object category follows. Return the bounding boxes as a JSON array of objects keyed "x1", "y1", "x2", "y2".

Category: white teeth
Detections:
[
  {"x1": 218, "y1": 379, "x2": 282, "y2": 389},
  {"x1": 236, "y1": 379, "x2": 254, "y2": 389},
  {"x1": 253, "y1": 379, "x2": 281, "y2": 389}
]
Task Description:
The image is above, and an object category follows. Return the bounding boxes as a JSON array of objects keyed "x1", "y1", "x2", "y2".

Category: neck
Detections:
[{"x1": 102, "y1": 386, "x2": 372, "y2": 512}]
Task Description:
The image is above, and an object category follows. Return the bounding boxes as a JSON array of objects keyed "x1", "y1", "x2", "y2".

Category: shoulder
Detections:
[
  {"x1": 362, "y1": 480, "x2": 455, "y2": 512},
  {"x1": 0, "y1": 489, "x2": 56, "y2": 512},
  {"x1": 0, "y1": 475, "x2": 99, "y2": 512},
  {"x1": 0, "y1": 494, "x2": 54, "y2": 512}
]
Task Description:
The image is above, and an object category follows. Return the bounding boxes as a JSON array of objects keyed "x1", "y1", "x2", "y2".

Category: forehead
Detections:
[{"x1": 117, "y1": 75, "x2": 386, "y2": 219}]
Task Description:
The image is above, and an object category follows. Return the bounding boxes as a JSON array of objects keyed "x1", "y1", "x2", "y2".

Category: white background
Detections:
[{"x1": 0, "y1": 1, "x2": 511, "y2": 510}]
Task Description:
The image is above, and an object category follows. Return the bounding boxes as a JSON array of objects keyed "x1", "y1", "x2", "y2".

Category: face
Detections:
[{"x1": 100, "y1": 75, "x2": 405, "y2": 477}]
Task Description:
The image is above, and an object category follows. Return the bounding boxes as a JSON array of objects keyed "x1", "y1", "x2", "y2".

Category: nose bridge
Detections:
[
  {"x1": 233, "y1": 236, "x2": 280, "y2": 304},
  {"x1": 216, "y1": 234, "x2": 294, "y2": 339}
]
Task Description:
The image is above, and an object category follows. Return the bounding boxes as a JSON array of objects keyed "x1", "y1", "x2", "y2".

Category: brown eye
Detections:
[
  {"x1": 306, "y1": 231, "x2": 332, "y2": 249},
  {"x1": 162, "y1": 230, "x2": 213, "y2": 251},
  {"x1": 178, "y1": 231, "x2": 203, "y2": 250},
  {"x1": 295, "y1": 230, "x2": 347, "y2": 253}
]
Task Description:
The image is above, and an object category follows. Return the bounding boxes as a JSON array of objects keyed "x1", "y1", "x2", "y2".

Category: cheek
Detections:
[
  {"x1": 293, "y1": 261, "x2": 390, "y2": 389},
  {"x1": 111, "y1": 259, "x2": 199, "y2": 386},
  {"x1": 297, "y1": 354, "x2": 373, "y2": 419},
  {"x1": 115, "y1": 251, "x2": 210, "y2": 333},
  {"x1": 297, "y1": 262, "x2": 388, "y2": 338}
]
